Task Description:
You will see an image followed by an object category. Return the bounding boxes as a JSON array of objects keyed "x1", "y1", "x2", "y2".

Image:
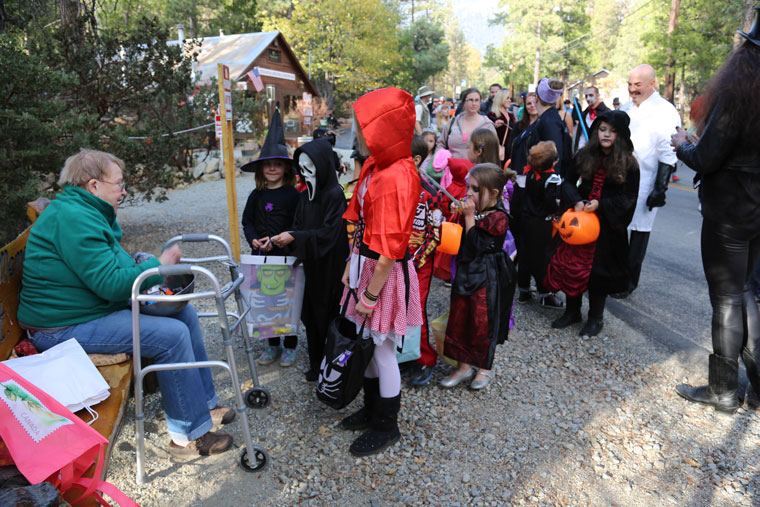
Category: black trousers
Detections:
[
  {"x1": 517, "y1": 217, "x2": 553, "y2": 293},
  {"x1": 566, "y1": 290, "x2": 607, "y2": 321},
  {"x1": 701, "y1": 219, "x2": 760, "y2": 364},
  {"x1": 627, "y1": 230, "x2": 650, "y2": 292}
]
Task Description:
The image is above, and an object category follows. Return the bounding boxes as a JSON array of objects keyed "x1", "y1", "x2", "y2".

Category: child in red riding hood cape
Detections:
[{"x1": 337, "y1": 87, "x2": 423, "y2": 457}]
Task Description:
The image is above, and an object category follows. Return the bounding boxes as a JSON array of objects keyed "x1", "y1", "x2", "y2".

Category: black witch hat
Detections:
[
  {"x1": 738, "y1": 6, "x2": 760, "y2": 47},
  {"x1": 241, "y1": 109, "x2": 293, "y2": 172}
]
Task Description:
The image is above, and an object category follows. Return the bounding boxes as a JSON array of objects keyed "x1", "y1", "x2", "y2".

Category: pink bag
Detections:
[{"x1": 0, "y1": 363, "x2": 138, "y2": 506}]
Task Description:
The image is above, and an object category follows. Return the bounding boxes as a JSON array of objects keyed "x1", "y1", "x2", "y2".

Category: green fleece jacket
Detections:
[{"x1": 18, "y1": 185, "x2": 162, "y2": 327}]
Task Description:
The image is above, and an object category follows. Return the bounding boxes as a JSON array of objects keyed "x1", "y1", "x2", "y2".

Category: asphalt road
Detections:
[{"x1": 605, "y1": 179, "x2": 713, "y2": 355}]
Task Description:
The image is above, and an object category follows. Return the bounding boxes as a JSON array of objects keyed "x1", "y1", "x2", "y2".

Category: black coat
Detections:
[
  {"x1": 288, "y1": 139, "x2": 350, "y2": 368},
  {"x1": 676, "y1": 98, "x2": 760, "y2": 231},
  {"x1": 561, "y1": 156, "x2": 639, "y2": 293}
]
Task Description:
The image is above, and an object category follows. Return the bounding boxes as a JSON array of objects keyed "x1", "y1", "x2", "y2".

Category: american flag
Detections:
[{"x1": 247, "y1": 68, "x2": 265, "y2": 92}]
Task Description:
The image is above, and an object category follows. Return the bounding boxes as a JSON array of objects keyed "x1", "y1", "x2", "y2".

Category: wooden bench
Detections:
[{"x1": 0, "y1": 199, "x2": 133, "y2": 504}]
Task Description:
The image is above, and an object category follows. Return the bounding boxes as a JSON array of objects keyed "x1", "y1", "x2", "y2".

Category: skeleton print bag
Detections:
[{"x1": 316, "y1": 290, "x2": 375, "y2": 409}]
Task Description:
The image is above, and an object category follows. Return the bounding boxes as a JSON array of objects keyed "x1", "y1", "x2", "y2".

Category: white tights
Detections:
[{"x1": 364, "y1": 336, "x2": 401, "y2": 398}]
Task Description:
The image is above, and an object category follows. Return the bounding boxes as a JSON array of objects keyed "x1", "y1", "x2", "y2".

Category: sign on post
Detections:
[
  {"x1": 215, "y1": 113, "x2": 222, "y2": 140},
  {"x1": 222, "y1": 65, "x2": 233, "y2": 119},
  {"x1": 217, "y1": 63, "x2": 241, "y2": 262}
]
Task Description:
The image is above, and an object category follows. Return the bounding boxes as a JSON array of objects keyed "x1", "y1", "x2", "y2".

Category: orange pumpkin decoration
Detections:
[
  {"x1": 555, "y1": 208, "x2": 600, "y2": 245},
  {"x1": 437, "y1": 221, "x2": 463, "y2": 254}
]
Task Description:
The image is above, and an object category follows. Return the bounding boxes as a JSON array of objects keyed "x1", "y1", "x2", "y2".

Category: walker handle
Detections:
[
  {"x1": 181, "y1": 233, "x2": 210, "y2": 242},
  {"x1": 157, "y1": 264, "x2": 194, "y2": 277}
]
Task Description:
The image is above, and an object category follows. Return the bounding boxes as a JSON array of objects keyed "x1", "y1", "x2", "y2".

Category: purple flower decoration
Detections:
[{"x1": 265, "y1": 202, "x2": 274, "y2": 212}]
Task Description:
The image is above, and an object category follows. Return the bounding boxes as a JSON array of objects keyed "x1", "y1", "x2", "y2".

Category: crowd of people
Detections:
[{"x1": 16, "y1": 10, "x2": 760, "y2": 464}]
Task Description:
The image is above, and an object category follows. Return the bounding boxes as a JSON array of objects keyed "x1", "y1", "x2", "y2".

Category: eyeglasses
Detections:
[{"x1": 99, "y1": 179, "x2": 126, "y2": 190}]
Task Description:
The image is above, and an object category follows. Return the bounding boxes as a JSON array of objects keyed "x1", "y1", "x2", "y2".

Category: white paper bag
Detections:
[{"x1": 2, "y1": 339, "x2": 110, "y2": 413}]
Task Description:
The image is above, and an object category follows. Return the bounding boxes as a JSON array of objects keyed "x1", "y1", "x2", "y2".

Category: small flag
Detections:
[{"x1": 247, "y1": 68, "x2": 264, "y2": 92}]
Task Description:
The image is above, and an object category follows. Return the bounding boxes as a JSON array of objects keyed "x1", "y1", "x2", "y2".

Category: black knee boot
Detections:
[
  {"x1": 341, "y1": 378, "x2": 379, "y2": 431},
  {"x1": 675, "y1": 354, "x2": 740, "y2": 414},
  {"x1": 552, "y1": 295, "x2": 582, "y2": 328},
  {"x1": 349, "y1": 394, "x2": 401, "y2": 457},
  {"x1": 742, "y1": 349, "x2": 760, "y2": 410}
]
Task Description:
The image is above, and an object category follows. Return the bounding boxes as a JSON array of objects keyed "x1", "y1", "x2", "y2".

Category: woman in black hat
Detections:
[
  {"x1": 672, "y1": 9, "x2": 760, "y2": 414},
  {"x1": 241, "y1": 110, "x2": 301, "y2": 367},
  {"x1": 545, "y1": 109, "x2": 640, "y2": 336}
]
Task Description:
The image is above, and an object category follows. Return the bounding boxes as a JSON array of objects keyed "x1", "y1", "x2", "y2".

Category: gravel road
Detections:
[{"x1": 107, "y1": 175, "x2": 760, "y2": 506}]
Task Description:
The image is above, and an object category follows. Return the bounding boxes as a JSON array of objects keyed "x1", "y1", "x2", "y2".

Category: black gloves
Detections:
[{"x1": 646, "y1": 162, "x2": 675, "y2": 211}]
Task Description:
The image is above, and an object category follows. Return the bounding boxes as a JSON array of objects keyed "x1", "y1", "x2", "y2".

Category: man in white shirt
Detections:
[
  {"x1": 613, "y1": 64, "x2": 681, "y2": 299},
  {"x1": 415, "y1": 86, "x2": 434, "y2": 134}
]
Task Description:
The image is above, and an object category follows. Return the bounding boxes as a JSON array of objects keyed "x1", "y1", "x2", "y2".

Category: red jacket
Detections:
[
  {"x1": 344, "y1": 88, "x2": 421, "y2": 260},
  {"x1": 441, "y1": 157, "x2": 473, "y2": 219}
]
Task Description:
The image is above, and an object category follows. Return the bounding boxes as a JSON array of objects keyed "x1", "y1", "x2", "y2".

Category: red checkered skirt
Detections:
[{"x1": 341, "y1": 256, "x2": 423, "y2": 345}]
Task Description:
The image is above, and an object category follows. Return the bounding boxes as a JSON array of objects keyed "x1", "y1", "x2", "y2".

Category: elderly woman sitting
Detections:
[{"x1": 17, "y1": 149, "x2": 234, "y2": 457}]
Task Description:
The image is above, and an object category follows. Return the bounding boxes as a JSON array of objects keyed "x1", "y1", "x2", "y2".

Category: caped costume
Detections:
[
  {"x1": 338, "y1": 87, "x2": 423, "y2": 457},
  {"x1": 444, "y1": 201, "x2": 516, "y2": 370},
  {"x1": 287, "y1": 138, "x2": 350, "y2": 376}
]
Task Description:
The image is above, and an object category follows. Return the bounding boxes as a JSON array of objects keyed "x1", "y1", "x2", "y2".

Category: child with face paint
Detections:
[
  {"x1": 545, "y1": 109, "x2": 639, "y2": 337},
  {"x1": 270, "y1": 138, "x2": 350, "y2": 381},
  {"x1": 241, "y1": 110, "x2": 301, "y2": 367},
  {"x1": 440, "y1": 163, "x2": 516, "y2": 390}
]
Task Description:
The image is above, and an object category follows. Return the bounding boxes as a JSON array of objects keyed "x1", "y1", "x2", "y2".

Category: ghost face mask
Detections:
[{"x1": 299, "y1": 153, "x2": 317, "y2": 201}]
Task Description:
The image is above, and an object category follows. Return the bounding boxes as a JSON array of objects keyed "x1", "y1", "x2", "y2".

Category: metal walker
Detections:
[{"x1": 130, "y1": 234, "x2": 269, "y2": 484}]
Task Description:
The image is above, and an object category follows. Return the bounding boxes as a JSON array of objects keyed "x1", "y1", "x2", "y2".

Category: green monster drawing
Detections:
[
  {"x1": 259, "y1": 266, "x2": 290, "y2": 296},
  {"x1": 3, "y1": 381, "x2": 71, "y2": 427}
]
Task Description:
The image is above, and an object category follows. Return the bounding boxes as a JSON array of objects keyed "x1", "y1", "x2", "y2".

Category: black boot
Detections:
[
  {"x1": 742, "y1": 348, "x2": 760, "y2": 410},
  {"x1": 675, "y1": 354, "x2": 740, "y2": 414},
  {"x1": 349, "y1": 394, "x2": 401, "y2": 457},
  {"x1": 579, "y1": 318, "x2": 603, "y2": 337},
  {"x1": 552, "y1": 309, "x2": 582, "y2": 328},
  {"x1": 341, "y1": 378, "x2": 379, "y2": 431}
]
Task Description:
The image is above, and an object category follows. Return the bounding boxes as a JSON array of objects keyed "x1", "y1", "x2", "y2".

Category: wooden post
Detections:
[{"x1": 217, "y1": 63, "x2": 241, "y2": 262}]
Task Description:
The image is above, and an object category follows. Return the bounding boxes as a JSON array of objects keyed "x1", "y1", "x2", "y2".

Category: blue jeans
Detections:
[{"x1": 29, "y1": 305, "x2": 216, "y2": 443}]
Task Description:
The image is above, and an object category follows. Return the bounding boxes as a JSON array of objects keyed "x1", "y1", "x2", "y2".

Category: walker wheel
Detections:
[
  {"x1": 245, "y1": 387, "x2": 270, "y2": 409},
  {"x1": 239, "y1": 446, "x2": 269, "y2": 472}
]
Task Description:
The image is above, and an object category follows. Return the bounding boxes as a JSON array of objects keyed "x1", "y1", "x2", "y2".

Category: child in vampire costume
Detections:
[{"x1": 271, "y1": 138, "x2": 350, "y2": 381}]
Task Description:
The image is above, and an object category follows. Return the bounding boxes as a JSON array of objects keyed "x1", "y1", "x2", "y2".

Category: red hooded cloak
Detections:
[{"x1": 344, "y1": 88, "x2": 421, "y2": 260}]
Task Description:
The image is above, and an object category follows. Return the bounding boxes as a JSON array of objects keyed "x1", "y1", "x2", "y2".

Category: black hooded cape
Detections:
[{"x1": 288, "y1": 138, "x2": 350, "y2": 372}]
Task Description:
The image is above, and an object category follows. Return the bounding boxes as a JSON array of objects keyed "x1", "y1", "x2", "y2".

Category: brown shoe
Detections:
[
  {"x1": 210, "y1": 406, "x2": 236, "y2": 425},
  {"x1": 168, "y1": 431, "x2": 233, "y2": 457}
]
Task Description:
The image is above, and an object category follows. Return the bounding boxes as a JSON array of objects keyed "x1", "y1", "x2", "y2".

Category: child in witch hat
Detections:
[{"x1": 241, "y1": 109, "x2": 301, "y2": 367}]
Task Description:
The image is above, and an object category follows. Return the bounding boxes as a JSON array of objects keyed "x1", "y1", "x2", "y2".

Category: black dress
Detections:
[
  {"x1": 444, "y1": 202, "x2": 516, "y2": 369},
  {"x1": 559, "y1": 157, "x2": 639, "y2": 294}
]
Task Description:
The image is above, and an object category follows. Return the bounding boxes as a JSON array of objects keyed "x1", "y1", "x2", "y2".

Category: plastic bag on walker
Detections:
[{"x1": 240, "y1": 255, "x2": 305, "y2": 340}]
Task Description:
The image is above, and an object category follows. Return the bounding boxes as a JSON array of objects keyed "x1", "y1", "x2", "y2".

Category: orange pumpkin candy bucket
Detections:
[
  {"x1": 437, "y1": 221, "x2": 463, "y2": 255},
  {"x1": 554, "y1": 208, "x2": 600, "y2": 245}
]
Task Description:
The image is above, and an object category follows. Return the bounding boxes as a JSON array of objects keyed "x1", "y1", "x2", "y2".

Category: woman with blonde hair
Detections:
[{"x1": 488, "y1": 89, "x2": 516, "y2": 167}]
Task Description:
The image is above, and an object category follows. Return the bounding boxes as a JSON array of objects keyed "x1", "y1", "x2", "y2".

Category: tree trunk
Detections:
[
  {"x1": 663, "y1": 0, "x2": 681, "y2": 103},
  {"x1": 533, "y1": 21, "x2": 541, "y2": 86},
  {"x1": 735, "y1": 0, "x2": 756, "y2": 48},
  {"x1": 678, "y1": 64, "x2": 685, "y2": 119},
  {"x1": 60, "y1": 0, "x2": 80, "y2": 26}
]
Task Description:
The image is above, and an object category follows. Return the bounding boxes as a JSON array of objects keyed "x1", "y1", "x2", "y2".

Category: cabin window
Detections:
[{"x1": 268, "y1": 49, "x2": 281, "y2": 62}]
